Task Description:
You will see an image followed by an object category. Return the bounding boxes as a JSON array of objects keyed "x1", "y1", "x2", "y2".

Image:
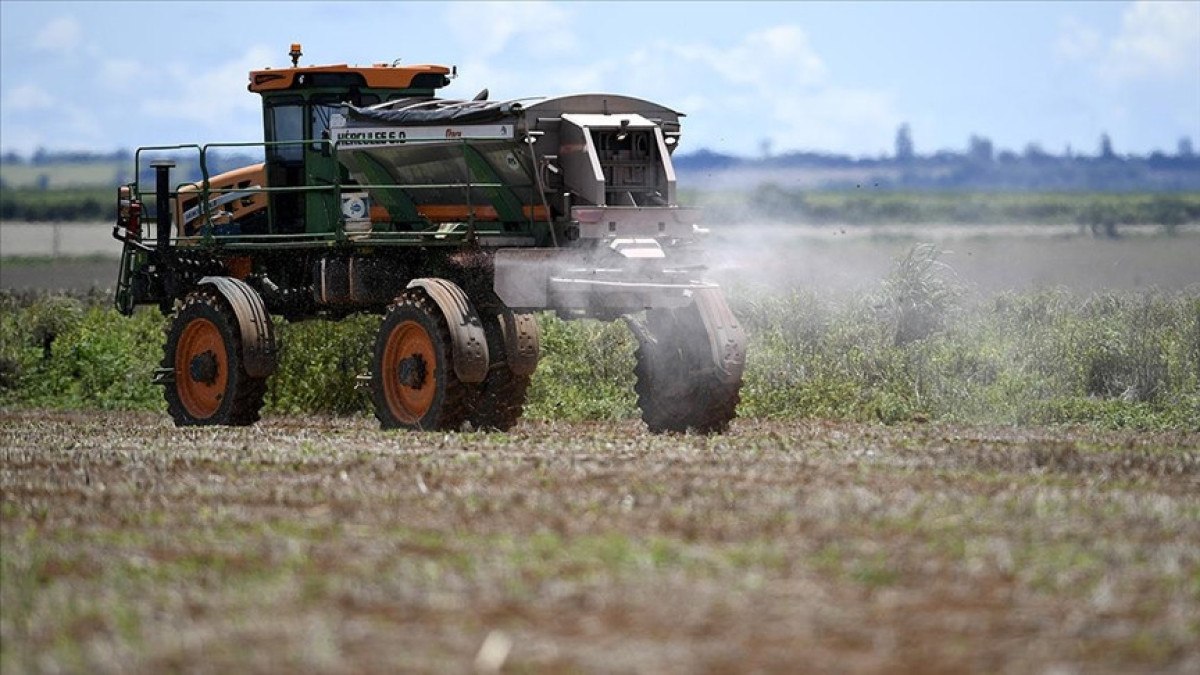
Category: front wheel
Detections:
[
  {"x1": 632, "y1": 301, "x2": 742, "y2": 434},
  {"x1": 370, "y1": 290, "x2": 472, "y2": 430},
  {"x1": 163, "y1": 289, "x2": 267, "y2": 426}
]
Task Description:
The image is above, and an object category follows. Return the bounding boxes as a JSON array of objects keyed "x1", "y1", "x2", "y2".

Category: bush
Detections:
[
  {"x1": 266, "y1": 315, "x2": 378, "y2": 414},
  {"x1": 524, "y1": 314, "x2": 637, "y2": 421},
  {"x1": 1, "y1": 258, "x2": 1196, "y2": 431},
  {"x1": 11, "y1": 305, "x2": 163, "y2": 410},
  {"x1": 877, "y1": 243, "x2": 962, "y2": 345}
]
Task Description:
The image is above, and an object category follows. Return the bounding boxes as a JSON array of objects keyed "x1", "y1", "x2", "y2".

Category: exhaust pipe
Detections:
[{"x1": 150, "y1": 159, "x2": 175, "y2": 253}]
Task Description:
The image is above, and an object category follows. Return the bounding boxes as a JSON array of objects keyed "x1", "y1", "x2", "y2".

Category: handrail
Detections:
[{"x1": 136, "y1": 133, "x2": 537, "y2": 248}]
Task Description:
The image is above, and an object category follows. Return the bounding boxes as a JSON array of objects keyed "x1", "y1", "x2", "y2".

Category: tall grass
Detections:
[
  {"x1": 2, "y1": 264, "x2": 1197, "y2": 430},
  {"x1": 732, "y1": 286, "x2": 1198, "y2": 429}
]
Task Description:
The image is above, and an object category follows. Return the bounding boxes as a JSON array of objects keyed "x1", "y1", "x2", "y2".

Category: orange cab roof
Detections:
[{"x1": 248, "y1": 63, "x2": 452, "y2": 93}]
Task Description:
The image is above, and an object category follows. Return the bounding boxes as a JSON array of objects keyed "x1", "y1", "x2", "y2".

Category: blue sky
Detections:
[{"x1": 1, "y1": 1, "x2": 1197, "y2": 158}]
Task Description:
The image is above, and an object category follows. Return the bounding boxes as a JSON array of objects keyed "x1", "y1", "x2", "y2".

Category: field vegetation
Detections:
[
  {"x1": 704, "y1": 188, "x2": 1200, "y2": 235},
  {"x1": 0, "y1": 188, "x2": 115, "y2": 223},
  {"x1": 1, "y1": 410, "x2": 1197, "y2": 672},
  {"x1": 2, "y1": 247, "x2": 1196, "y2": 431},
  {"x1": 2, "y1": 240, "x2": 1197, "y2": 671},
  {"x1": 5, "y1": 185, "x2": 1200, "y2": 232}
]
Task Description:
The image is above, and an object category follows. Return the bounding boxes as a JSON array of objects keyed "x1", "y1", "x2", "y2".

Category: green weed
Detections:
[{"x1": 1, "y1": 261, "x2": 1196, "y2": 430}]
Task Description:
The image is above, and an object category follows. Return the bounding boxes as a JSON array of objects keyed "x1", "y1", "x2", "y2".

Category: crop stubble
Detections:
[{"x1": 1, "y1": 411, "x2": 1198, "y2": 673}]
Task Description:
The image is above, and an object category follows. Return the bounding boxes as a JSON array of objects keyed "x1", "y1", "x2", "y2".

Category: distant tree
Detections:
[
  {"x1": 967, "y1": 135, "x2": 994, "y2": 163},
  {"x1": 1179, "y1": 136, "x2": 1195, "y2": 158},
  {"x1": 895, "y1": 124, "x2": 914, "y2": 162},
  {"x1": 672, "y1": 148, "x2": 741, "y2": 171},
  {"x1": 1, "y1": 151, "x2": 21, "y2": 165},
  {"x1": 1023, "y1": 142, "x2": 1049, "y2": 161},
  {"x1": 1099, "y1": 133, "x2": 1115, "y2": 159},
  {"x1": 759, "y1": 138, "x2": 773, "y2": 160}
]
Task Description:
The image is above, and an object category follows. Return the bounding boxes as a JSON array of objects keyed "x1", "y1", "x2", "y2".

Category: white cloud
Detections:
[
  {"x1": 599, "y1": 25, "x2": 897, "y2": 154},
  {"x1": 3, "y1": 84, "x2": 55, "y2": 111},
  {"x1": 439, "y1": 1, "x2": 582, "y2": 101},
  {"x1": 1107, "y1": 1, "x2": 1200, "y2": 78},
  {"x1": 142, "y1": 46, "x2": 274, "y2": 140},
  {"x1": 33, "y1": 16, "x2": 83, "y2": 53},
  {"x1": 1058, "y1": 1, "x2": 1200, "y2": 81},
  {"x1": 0, "y1": 122, "x2": 49, "y2": 156},
  {"x1": 771, "y1": 87, "x2": 898, "y2": 155},
  {"x1": 444, "y1": 1, "x2": 575, "y2": 58},
  {"x1": 101, "y1": 59, "x2": 142, "y2": 89},
  {"x1": 62, "y1": 107, "x2": 105, "y2": 146},
  {"x1": 669, "y1": 25, "x2": 827, "y2": 91},
  {"x1": 1055, "y1": 16, "x2": 1103, "y2": 60}
]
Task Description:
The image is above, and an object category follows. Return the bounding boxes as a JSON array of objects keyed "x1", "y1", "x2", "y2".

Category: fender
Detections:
[
  {"x1": 197, "y1": 276, "x2": 278, "y2": 379},
  {"x1": 407, "y1": 278, "x2": 489, "y2": 383},
  {"x1": 692, "y1": 288, "x2": 746, "y2": 385},
  {"x1": 499, "y1": 309, "x2": 540, "y2": 376}
]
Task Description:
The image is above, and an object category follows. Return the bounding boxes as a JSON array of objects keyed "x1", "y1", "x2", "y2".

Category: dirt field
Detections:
[
  {"x1": 2, "y1": 411, "x2": 1196, "y2": 673},
  {"x1": 0, "y1": 222, "x2": 115, "y2": 258}
]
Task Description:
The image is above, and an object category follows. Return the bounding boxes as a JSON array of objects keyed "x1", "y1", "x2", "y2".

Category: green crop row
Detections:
[
  {"x1": 5, "y1": 186, "x2": 1200, "y2": 227},
  {"x1": 2, "y1": 259, "x2": 1197, "y2": 430},
  {"x1": 0, "y1": 187, "x2": 115, "y2": 222},
  {"x1": 727, "y1": 188, "x2": 1200, "y2": 230}
]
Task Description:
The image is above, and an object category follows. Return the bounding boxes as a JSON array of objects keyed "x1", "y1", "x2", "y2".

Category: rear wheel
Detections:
[
  {"x1": 164, "y1": 289, "x2": 267, "y2": 426},
  {"x1": 469, "y1": 368, "x2": 531, "y2": 431},
  {"x1": 371, "y1": 290, "x2": 471, "y2": 430},
  {"x1": 467, "y1": 310, "x2": 538, "y2": 431},
  {"x1": 633, "y1": 303, "x2": 741, "y2": 434}
]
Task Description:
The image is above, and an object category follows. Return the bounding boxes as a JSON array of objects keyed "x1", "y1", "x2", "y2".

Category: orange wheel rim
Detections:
[
  {"x1": 175, "y1": 318, "x2": 228, "y2": 419},
  {"x1": 382, "y1": 320, "x2": 437, "y2": 424}
]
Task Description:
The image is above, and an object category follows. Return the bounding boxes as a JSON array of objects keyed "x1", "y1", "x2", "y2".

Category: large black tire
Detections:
[
  {"x1": 466, "y1": 310, "x2": 535, "y2": 432},
  {"x1": 633, "y1": 304, "x2": 741, "y2": 434},
  {"x1": 371, "y1": 290, "x2": 472, "y2": 431},
  {"x1": 164, "y1": 289, "x2": 267, "y2": 426}
]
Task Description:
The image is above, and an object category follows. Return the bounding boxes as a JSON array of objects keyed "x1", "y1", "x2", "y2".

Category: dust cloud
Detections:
[{"x1": 698, "y1": 220, "x2": 1200, "y2": 296}]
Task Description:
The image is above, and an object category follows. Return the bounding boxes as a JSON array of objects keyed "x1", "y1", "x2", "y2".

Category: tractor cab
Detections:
[{"x1": 247, "y1": 44, "x2": 453, "y2": 235}]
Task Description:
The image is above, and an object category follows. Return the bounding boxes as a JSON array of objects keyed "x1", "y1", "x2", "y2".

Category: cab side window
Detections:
[
  {"x1": 310, "y1": 94, "x2": 379, "y2": 151},
  {"x1": 267, "y1": 98, "x2": 304, "y2": 163}
]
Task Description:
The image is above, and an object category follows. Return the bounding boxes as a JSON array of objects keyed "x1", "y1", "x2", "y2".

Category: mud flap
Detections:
[
  {"x1": 499, "y1": 309, "x2": 540, "y2": 376},
  {"x1": 692, "y1": 288, "x2": 746, "y2": 385},
  {"x1": 407, "y1": 278, "x2": 490, "y2": 383},
  {"x1": 197, "y1": 276, "x2": 277, "y2": 378}
]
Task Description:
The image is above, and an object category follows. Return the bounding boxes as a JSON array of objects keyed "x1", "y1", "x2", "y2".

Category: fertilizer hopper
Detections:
[{"x1": 329, "y1": 94, "x2": 728, "y2": 312}]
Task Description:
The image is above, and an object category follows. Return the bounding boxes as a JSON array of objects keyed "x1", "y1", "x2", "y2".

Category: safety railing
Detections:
[{"x1": 128, "y1": 133, "x2": 547, "y2": 250}]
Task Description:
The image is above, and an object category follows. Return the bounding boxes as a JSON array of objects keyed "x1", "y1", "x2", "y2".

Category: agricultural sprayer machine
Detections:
[{"x1": 113, "y1": 46, "x2": 746, "y2": 431}]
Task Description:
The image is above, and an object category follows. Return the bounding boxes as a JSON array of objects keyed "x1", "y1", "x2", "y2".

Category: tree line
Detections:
[
  {"x1": 676, "y1": 130, "x2": 1200, "y2": 192},
  {"x1": 0, "y1": 188, "x2": 114, "y2": 222}
]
